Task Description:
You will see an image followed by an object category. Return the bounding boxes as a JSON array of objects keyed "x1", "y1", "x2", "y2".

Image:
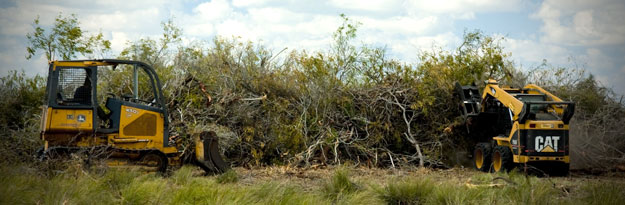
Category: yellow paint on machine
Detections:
[
  {"x1": 195, "y1": 134, "x2": 205, "y2": 161},
  {"x1": 518, "y1": 120, "x2": 569, "y2": 130},
  {"x1": 46, "y1": 108, "x2": 93, "y2": 132},
  {"x1": 112, "y1": 105, "x2": 177, "y2": 154},
  {"x1": 51, "y1": 60, "x2": 118, "y2": 70},
  {"x1": 515, "y1": 155, "x2": 569, "y2": 163}
]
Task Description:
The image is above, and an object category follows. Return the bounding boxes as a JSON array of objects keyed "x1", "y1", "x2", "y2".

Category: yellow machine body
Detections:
[
  {"x1": 456, "y1": 79, "x2": 575, "y2": 174},
  {"x1": 39, "y1": 60, "x2": 228, "y2": 173}
]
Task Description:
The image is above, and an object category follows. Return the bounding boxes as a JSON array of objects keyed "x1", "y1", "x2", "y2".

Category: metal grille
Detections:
[
  {"x1": 123, "y1": 113, "x2": 156, "y2": 136},
  {"x1": 57, "y1": 68, "x2": 90, "y2": 104}
]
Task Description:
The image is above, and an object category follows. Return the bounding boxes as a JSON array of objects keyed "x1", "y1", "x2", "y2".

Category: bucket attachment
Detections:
[
  {"x1": 195, "y1": 131, "x2": 230, "y2": 174},
  {"x1": 454, "y1": 82, "x2": 482, "y2": 133}
]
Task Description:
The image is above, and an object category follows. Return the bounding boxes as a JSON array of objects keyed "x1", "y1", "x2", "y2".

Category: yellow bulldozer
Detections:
[
  {"x1": 455, "y1": 79, "x2": 575, "y2": 176},
  {"x1": 39, "y1": 59, "x2": 228, "y2": 173}
]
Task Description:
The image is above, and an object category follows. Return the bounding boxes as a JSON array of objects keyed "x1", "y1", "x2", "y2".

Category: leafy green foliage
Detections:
[
  {"x1": 0, "y1": 71, "x2": 45, "y2": 165},
  {"x1": 26, "y1": 13, "x2": 111, "y2": 61},
  {"x1": 0, "y1": 71, "x2": 45, "y2": 129}
]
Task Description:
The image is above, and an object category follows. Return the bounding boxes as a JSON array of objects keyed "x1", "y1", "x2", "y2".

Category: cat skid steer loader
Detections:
[
  {"x1": 39, "y1": 59, "x2": 228, "y2": 173},
  {"x1": 455, "y1": 79, "x2": 575, "y2": 176}
]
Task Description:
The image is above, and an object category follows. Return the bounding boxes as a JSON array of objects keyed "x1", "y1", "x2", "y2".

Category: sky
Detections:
[{"x1": 1, "y1": 0, "x2": 624, "y2": 95}]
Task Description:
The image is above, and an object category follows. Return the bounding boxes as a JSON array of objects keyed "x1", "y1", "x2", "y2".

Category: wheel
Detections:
[
  {"x1": 474, "y1": 143, "x2": 492, "y2": 172},
  {"x1": 139, "y1": 152, "x2": 168, "y2": 173},
  {"x1": 492, "y1": 146, "x2": 513, "y2": 173}
]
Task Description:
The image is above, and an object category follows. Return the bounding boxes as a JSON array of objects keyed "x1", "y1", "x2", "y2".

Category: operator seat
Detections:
[{"x1": 96, "y1": 97, "x2": 122, "y2": 134}]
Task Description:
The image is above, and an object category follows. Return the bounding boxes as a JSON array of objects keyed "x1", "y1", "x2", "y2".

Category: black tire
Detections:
[
  {"x1": 492, "y1": 146, "x2": 513, "y2": 173},
  {"x1": 474, "y1": 143, "x2": 492, "y2": 172}
]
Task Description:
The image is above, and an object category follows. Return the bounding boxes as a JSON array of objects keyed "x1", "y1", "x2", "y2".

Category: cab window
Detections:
[
  {"x1": 56, "y1": 68, "x2": 92, "y2": 106},
  {"x1": 98, "y1": 64, "x2": 158, "y2": 107}
]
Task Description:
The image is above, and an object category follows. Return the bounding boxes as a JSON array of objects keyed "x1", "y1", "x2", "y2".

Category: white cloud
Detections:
[
  {"x1": 185, "y1": 23, "x2": 215, "y2": 37},
  {"x1": 291, "y1": 15, "x2": 340, "y2": 37},
  {"x1": 528, "y1": 0, "x2": 625, "y2": 95},
  {"x1": 248, "y1": 7, "x2": 303, "y2": 24},
  {"x1": 81, "y1": 8, "x2": 161, "y2": 33},
  {"x1": 0, "y1": 6, "x2": 34, "y2": 36},
  {"x1": 406, "y1": 0, "x2": 523, "y2": 18},
  {"x1": 109, "y1": 32, "x2": 130, "y2": 52},
  {"x1": 503, "y1": 37, "x2": 571, "y2": 67},
  {"x1": 330, "y1": 0, "x2": 402, "y2": 12},
  {"x1": 215, "y1": 19, "x2": 254, "y2": 39},
  {"x1": 359, "y1": 15, "x2": 438, "y2": 35},
  {"x1": 232, "y1": 0, "x2": 274, "y2": 8},
  {"x1": 193, "y1": 0, "x2": 233, "y2": 22},
  {"x1": 410, "y1": 32, "x2": 459, "y2": 49},
  {"x1": 582, "y1": 48, "x2": 614, "y2": 72},
  {"x1": 394, "y1": 32, "x2": 461, "y2": 61},
  {"x1": 533, "y1": 0, "x2": 625, "y2": 46}
]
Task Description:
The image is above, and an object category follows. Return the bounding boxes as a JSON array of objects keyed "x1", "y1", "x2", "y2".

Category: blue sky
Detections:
[{"x1": 1, "y1": 0, "x2": 624, "y2": 95}]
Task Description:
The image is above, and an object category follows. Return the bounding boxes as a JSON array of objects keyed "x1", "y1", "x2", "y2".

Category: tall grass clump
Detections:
[
  {"x1": 429, "y1": 182, "x2": 485, "y2": 204},
  {"x1": 322, "y1": 168, "x2": 359, "y2": 200},
  {"x1": 119, "y1": 173, "x2": 170, "y2": 204},
  {"x1": 1, "y1": 164, "x2": 118, "y2": 205},
  {"x1": 171, "y1": 178, "x2": 219, "y2": 204},
  {"x1": 497, "y1": 171, "x2": 561, "y2": 204},
  {"x1": 216, "y1": 169, "x2": 239, "y2": 184},
  {"x1": 579, "y1": 181, "x2": 625, "y2": 205},
  {"x1": 246, "y1": 183, "x2": 319, "y2": 204},
  {"x1": 171, "y1": 165, "x2": 195, "y2": 186},
  {"x1": 375, "y1": 177, "x2": 435, "y2": 204}
]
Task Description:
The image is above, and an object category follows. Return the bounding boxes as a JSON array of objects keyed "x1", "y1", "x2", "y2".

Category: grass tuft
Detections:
[
  {"x1": 375, "y1": 177, "x2": 434, "y2": 204},
  {"x1": 216, "y1": 169, "x2": 239, "y2": 184},
  {"x1": 2, "y1": 164, "x2": 624, "y2": 204},
  {"x1": 322, "y1": 168, "x2": 359, "y2": 200},
  {"x1": 171, "y1": 165, "x2": 195, "y2": 186},
  {"x1": 580, "y1": 181, "x2": 625, "y2": 205}
]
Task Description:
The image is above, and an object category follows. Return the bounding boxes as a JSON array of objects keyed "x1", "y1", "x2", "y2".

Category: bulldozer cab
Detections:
[
  {"x1": 515, "y1": 94, "x2": 574, "y2": 123},
  {"x1": 42, "y1": 60, "x2": 172, "y2": 150}
]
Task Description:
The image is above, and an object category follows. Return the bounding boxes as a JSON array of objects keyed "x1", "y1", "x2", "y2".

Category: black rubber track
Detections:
[{"x1": 140, "y1": 151, "x2": 169, "y2": 173}]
